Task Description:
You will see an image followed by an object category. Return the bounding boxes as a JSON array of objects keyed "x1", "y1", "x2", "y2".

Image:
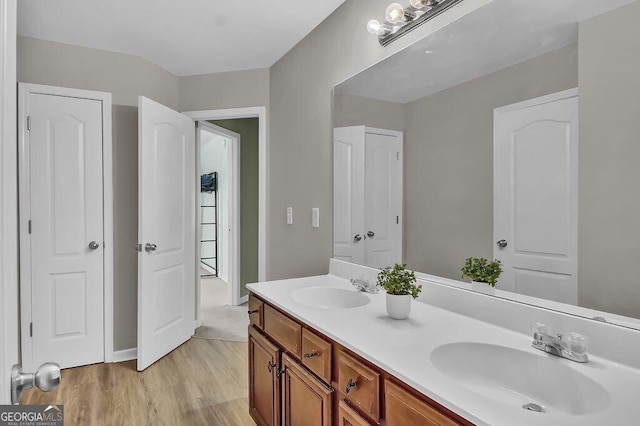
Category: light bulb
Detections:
[
  {"x1": 385, "y1": 3, "x2": 405, "y2": 24},
  {"x1": 367, "y1": 19, "x2": 386, "y2": 36}
]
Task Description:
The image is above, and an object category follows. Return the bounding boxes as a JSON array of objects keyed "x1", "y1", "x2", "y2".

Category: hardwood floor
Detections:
[{"x1": 21, "y1": 339, "x2": 255, "y2": 426}]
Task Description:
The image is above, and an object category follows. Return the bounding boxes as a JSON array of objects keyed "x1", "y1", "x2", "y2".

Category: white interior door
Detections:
[
  {"x1": 26, "y1": 92, "x2": 105, "y2": 370},
  {"x1": 333, "y1": 126, "x2": 365, "y2": 264},
  {"x1": 364, "y1": 131, "x2": 403, "y2": 269},
  {"x1": 138, "y1": 96, "x2": 195, "y2": 371},
  {"x1": 494, "y1": 90, "x2": 578, "y2": 304}
]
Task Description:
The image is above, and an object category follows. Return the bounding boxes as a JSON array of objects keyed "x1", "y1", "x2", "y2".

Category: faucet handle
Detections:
[{"x1": 566, "y1": 332, "x2": 588, "y2": 356}]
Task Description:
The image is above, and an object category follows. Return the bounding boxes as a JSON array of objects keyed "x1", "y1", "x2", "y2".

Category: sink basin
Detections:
[
  {"x1": 430, "y1": 342, "x2": 611, "y2": 415},
  {"x1": 292, "y1": 287, "x2": 370, "y2": 309}
]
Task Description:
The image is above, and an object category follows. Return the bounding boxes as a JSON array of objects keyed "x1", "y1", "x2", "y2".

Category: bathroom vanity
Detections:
[{"x1": 247, "y1": 260, "x2": 640, "y2": 426}]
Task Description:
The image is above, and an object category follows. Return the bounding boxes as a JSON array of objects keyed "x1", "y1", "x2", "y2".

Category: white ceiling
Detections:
[
  {"x1": 335, "y1": 0, "x2": 637, "y2": 104},
  {"x1": 17, "y1": 0, "x2": 345, "y2": 76}
]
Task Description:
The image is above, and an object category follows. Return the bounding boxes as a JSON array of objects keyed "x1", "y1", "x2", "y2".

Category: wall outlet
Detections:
[{"x1": 312, "y1": 208, "x2": 320, "y2": 228}]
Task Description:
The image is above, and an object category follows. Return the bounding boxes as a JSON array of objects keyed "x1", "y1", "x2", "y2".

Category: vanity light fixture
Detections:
[{"x1": 368, "y1": 0, "x2": 465, "y2": 46}]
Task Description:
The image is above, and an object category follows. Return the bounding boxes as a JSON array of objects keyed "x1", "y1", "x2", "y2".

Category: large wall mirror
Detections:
[{"x1": 332, "y1": 0, "x2": 640, "y2": 329}]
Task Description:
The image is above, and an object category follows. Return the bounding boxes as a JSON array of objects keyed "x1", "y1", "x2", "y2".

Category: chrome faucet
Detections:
[
  {"x1": 350, "y1": 278, "x2": 379, "y2": 294},
  {"x1": 531, "y1": 323, "x2": 588, "y2": 363}
]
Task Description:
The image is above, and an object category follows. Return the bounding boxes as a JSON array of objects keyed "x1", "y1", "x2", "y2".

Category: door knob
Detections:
[
  {"x1": 88, "y1": 241, "x2": 100, "y2": 250},
  {"x1": 354, "y1": 234, "x2": 362, "y2": 243},
  {"x1": 11, "y1": 363, "x2": 61, "y2": 405},
  {"x1": 145, "y1": 243, "x2": 157, "y2": 252},
  {"x1": 497, "y1": 239, "x2": 508, "y2": 248},
  {"x1": 367, "y1": 231, "x2": 375, "y2": 238}
]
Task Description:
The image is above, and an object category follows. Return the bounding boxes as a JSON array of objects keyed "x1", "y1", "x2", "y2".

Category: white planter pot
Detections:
[
  {"x1": 386, "y1": 293, "x2": 412, "y2": 320},
  {"x1": 471, "y1": 280, "x2": 495, "y2": 295}
]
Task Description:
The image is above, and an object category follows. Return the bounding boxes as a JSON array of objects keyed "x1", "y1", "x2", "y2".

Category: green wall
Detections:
[{"x1": 209, "y1": 118, "x2": 259, "y2": 298}]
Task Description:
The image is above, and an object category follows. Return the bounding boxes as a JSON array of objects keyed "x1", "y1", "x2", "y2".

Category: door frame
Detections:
[
  {"x1": 196, "y1": 121, "x2": 241, "y2": 309},
  {"x1": 184, "y1": 107, "x2": 268, "y2": 295},
  {"x1": 0, "y1": 0, "x2": 18, "y2": 404},
  {"x1": 18, "y1": 83, "x2": 114, "y2": 369}
]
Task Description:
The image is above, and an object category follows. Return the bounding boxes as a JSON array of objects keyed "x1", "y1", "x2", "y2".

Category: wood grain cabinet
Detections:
[{"x1": 248, "y1": 294, "x2": 471, "y2": 426}]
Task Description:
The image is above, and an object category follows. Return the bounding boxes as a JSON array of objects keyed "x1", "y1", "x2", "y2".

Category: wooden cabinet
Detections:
[
  {"x1": 249, "y1": 326, "x2": 281, "y2": 426},
  {"x1": 249, "y1": 294, "x2": 471, "y2": 426},
  {"x1": 338, "y1": 401, "x2": 371, "y2": 426},
  {"x1": 249, "y1": 294, "x2": 264, "y2": 329},
  {"x1": 282, "y1": 353, "x2": 333, "y2": 426},
  {"x1": 264, "y1": 304, "x2": 302, "y2": 358},
  {"x1": 385, "y1": 379, "x2": 458, "y2": 426},
  {"x1": 336, "y1": 350, "x2": 380, "y2": 421},
  {"x1": 301, "y1": 328, "x2": 332, "y2": 384}
]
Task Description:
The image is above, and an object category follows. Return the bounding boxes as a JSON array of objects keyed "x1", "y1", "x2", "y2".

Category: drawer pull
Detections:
[
  {"x1": 345, "y1": 378, "x2": 357, "y2": 394},
  {"x1": 248, "y1": 309, "x2": 259, "y2": 315},
  {"x1": 304, "y1": 351, "x2": 320, "y2": 359}
]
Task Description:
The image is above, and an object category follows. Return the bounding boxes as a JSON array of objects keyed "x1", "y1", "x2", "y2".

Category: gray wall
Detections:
[
  {"x1": 267, "y1": 0, "x2": 482, "y2": 279},
  {"x1": 404, "y1": 44, "x2": 578, "y2": 280},
  {"x1": 18, "y1": 36, "x2": 180, "y2": 108},
  {"x1": 333, "y1": 93, "x2": 405, "y2": 131},
  {"x1": 578, "y1": 1, "x2": 640, "y2": 318},
  {"x1": 179, "y1": 68, "x2": 269, "y2": 112},
  {"x1": 209, "y1": 119, "x2": 259, "y2": 298}
]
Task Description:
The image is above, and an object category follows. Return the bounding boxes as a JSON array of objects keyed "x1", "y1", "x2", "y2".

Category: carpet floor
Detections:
[{"x1": 194, "y1": 277, "x2": 249, "y2": 342}]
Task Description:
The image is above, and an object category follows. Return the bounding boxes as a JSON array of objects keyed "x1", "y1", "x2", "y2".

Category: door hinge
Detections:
[
  {"x1": 397, "y1": 151, "x2": 400, "y2": 160},
  {"x1": 396, "y1": 216, "x2": 399, "y2": 224},
  {"x1": 29, "y1": 322, "x2": 33, "y2": 337},
  {"x1": 27, "y1": 116, "x2": 31, "y2": 131},
  {"x1": 28, "y1": 220, "x2": 31, "y2": 234}
]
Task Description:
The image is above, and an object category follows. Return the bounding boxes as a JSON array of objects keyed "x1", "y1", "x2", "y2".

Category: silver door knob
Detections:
[
  {"x1": 145, "y1": 243, "x2": 157, "y2": 252},
  {"x1": 88, "y1": 241, "x2": 100, "y2": 250},
  {"x1": 354, "y1": 234, "x2": 362, "y2": 243},
  {"x1": 11, "y1": 362, "x2": 61, "y2": 405},
  {"x1": 497, "y1": 240, "x2": 508, "y2": 248},
  {"x1": 367, "y1": 231, "x2": 375, "y2": 238}
]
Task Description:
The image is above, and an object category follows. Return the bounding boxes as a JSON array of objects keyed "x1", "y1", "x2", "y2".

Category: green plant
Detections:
[
  {"x1": 461, "y1": 257, "x2": 503, "y2": 287},
  {"x1": 377, "y1": 264, "x2": 422, "y2": 298}
]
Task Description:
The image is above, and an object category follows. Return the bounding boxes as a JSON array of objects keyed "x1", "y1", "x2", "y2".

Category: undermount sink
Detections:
[
  {"x1": 292, "y1": 287, "x2": 370, "y2": 309},
  {"x1": 430, "y1": 342, "x2": 611, "y2": 416}
]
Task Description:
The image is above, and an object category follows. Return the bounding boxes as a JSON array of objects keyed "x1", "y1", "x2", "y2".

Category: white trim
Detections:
[
  {"x1": 184, "y1": 106, "x2": 268, "y2": 284},
  {"x1": 198, "y1": 121, "x2": 242, "y2": 307},
  {"x1": 0, "y1": 0, "x2": 17, "y2": 405},
  {"x1": 493, "y1": 88, "x2": 579, "y2": 115},
  {"x1": 18, "y1": 83, "x2": 114, "y2": 370},
  {"x1": 112, "y1": 348, "x2": 137, "y2": 363},
  {"x1": 239, "y1": 294, "x2": 249, "y2": 305}
]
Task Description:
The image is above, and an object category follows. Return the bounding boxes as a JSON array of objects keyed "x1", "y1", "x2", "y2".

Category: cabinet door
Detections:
[
  {"x1": 282, "y1": 353, "x2": 333, "y2": 426},
  {"x1": 385, "y1": 379, "x2": 459, "y2": 426},
  {"x1": 249, "y1": 326, "x2": 281, "y2": 426},
  {"x1": 338, "y1": 401, "x2": 371, "y2": 426}
]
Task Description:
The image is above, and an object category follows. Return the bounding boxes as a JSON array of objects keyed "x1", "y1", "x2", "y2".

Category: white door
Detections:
[
  {"x1": 364, "y1": 132, "x2": 402, "y2": 269},
  {"x1": 26, "y1": 92, "x2": 105, "y2": 370},
  {"x1": 333, "y1": 126, "x2": 402, "y2": 268},
  {"x1": 333, "y1": 126, "x2": 365, "y2": 264},
  {"x1": 494, "y1": 90, "x2": 578, "y2": 304},
  {"x1": 138, "y1": 96, "x2": 195, "y2": 371}
]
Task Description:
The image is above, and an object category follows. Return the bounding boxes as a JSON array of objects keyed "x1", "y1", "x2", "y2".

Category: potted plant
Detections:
[
  {"x1": 377, "y1": 264, "x2": 422, "y2": 320},
  {"x1": 461, "y1": 257, "x2": 503, "y2": 295}
]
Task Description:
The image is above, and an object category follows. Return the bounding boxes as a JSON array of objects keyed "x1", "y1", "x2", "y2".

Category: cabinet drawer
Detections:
[
  {"x1": 385, "y1": 379, "x2": 459, "y2": 426},
  {"x1": 263, "y1": 304, "x2": 302, "y2": 358},
  {"x1": 301, "y1": 328, "x2": 332, "y2": 384},
  {"x1": 248, "y1": 294, "x2": 264, "y2": 329},
  {"x1": 337, "y1": 350, "x2": 380, "y2": 421}
]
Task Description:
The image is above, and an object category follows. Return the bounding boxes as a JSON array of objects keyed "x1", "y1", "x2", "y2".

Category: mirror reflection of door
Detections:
[
  {"x1": 494, "y1": 90, "x2": 579, "y2": 304},
  {"x1": 334, "y1": 126, "x2": 402, "y2": 269}
]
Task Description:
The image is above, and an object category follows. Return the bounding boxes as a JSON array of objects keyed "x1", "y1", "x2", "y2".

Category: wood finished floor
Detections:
[{"x1": 21, "y1": 338, "x2": 255, "y2": 426}]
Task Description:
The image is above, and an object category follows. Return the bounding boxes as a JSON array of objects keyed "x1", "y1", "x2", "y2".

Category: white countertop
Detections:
[{"x1": 247, "y1": 274, "x2": 640, "y2": 426}]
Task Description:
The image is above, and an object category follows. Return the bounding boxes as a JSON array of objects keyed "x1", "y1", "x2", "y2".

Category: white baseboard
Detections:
[
  {"x1": 239, "y1": 294, "x2": 248, "y2": 305},
  {"x1": 112, "y1": 347, "x2": 137, "y2": 362}
]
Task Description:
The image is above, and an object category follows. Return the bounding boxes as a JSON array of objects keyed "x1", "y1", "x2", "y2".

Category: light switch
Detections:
[
  {"x1": 286, "y1": 207, "x2": 293, "y2": 225},
  {"x1": 312, "y1": 208, "x2": 320, "y2": 228}
]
